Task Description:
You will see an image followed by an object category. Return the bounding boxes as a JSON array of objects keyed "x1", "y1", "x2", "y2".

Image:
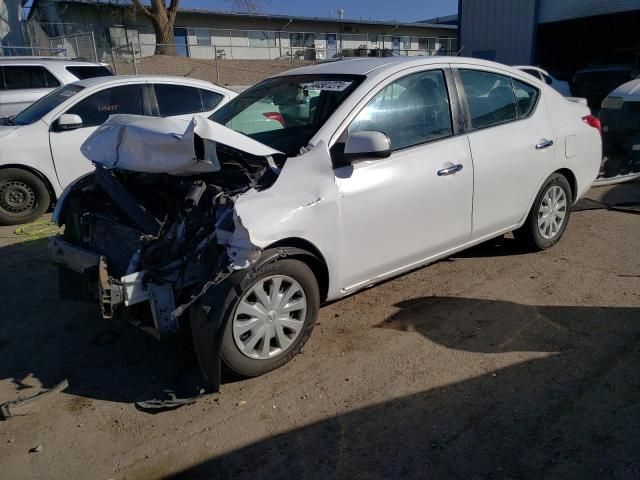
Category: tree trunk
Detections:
[{"x1": 151, "y1": 9, "x2": 176, "y2": 55}]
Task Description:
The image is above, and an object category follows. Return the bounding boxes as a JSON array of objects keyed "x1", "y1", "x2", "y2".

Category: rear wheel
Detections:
[
  {"x1": 514, "y1": 173, "x2": 572, "y2": 251},
  {"x1": 0, "y1": 168, "x2": 50, "y2": 225}
]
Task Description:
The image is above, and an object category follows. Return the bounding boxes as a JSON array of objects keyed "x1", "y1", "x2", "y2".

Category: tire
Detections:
[
  {"x1": 0, "y1": 168, "x2": 50, "y2": 226},
  {"x1": 192, "y1": 257, "x2": 319, "y2": 382},
  {"x1": 514, "y1": 173, "x2": 572, "y2": 251}
]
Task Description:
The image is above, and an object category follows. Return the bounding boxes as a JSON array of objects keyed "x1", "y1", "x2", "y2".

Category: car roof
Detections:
[
  {"x1": 0, "y1": 57, "x2": 104, "y2": 66},
  {"x1": 72, "y1": 74, "x2": 231, "y2": 91},
  {"x1": 276, "y1": 56, "x2": 523, "y2": 77}
]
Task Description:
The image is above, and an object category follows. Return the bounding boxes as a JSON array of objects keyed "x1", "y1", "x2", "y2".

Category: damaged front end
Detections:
[{"x1": 51, "y1": 115, "x2": 282, "y2": 341}]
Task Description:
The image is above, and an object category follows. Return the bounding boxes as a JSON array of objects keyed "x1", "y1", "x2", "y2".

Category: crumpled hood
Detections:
[{"x1": 80, "y1": 114, "x2": 283, "y2": 175}]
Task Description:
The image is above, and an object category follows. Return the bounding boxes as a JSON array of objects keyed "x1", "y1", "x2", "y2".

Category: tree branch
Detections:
[
  {"x1": 168, "y1": 0, "x2": 180, "y2": 22},
  {"x1": 131, "y1": 0, "x2": 153, "y2": 19}
]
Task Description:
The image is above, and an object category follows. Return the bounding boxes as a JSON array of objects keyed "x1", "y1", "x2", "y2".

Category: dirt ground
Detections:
[{"x1": 1, "y1": 182, "x2": 639, "y2": 480}]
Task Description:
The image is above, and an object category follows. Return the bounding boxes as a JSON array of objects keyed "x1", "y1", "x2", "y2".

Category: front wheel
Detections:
[
  {"x1": 0, "y1": 168, "x2": 50, "y2": 225},
  {"x1": 192, "y1": 257, "x2": 319, "y2": 382},
  {"x1": 514, "y1": 173, "x2": 572, "y2": 251}
]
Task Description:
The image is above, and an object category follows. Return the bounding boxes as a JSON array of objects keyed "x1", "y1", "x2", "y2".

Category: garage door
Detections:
[{"x1": 538, "y1": 0, "x2": 640, "y2": 23}]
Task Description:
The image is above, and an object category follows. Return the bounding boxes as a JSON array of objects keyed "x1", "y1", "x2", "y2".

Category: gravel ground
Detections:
[{"x1": 0, "y1": 182, "x2": 639, "y2": 480}]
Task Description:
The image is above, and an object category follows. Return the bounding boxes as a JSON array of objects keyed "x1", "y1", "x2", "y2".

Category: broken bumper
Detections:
[{"x1": 50, "y1": 236, "x2": 185, "y2": 337}]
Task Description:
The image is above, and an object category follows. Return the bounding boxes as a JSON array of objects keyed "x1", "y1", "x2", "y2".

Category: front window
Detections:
[
  {"x1": 12, "y1": 84, "x2": 84, "y2": 125},
  {"x1": 66, "y1": 84, "x2": 144, "y2": 128},
  {"x1": 349, "y1": 70, "x2": 453, "y2": 150},
  {"x1": 210, "y1": 74, "x2": 363, "y2": 156}
]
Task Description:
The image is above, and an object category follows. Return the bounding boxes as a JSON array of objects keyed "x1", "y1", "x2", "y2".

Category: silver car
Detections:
[{"x1": 0, "y1": 57, "x2": 113, "y2": 117}]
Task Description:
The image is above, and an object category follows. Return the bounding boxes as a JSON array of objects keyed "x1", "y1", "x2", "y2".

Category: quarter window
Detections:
[
  {"x1": 200, "y1": 89, "x2": 223, "y2": 111},
  {"x1": 349, "y1": 69, "x2": 453, "y2": 150},
  {"x1": 459, "y1": 69, "x2": 517, "y2": 129},
  {"x1": 66, "y1": 84, "x2": 144, "y2": 127},
  {"x1": 1, "y1": 65, "x2": 60, "y2": 90},
  {"x1": 513, "y1": 79, "x2": 539, "y2": 118}
]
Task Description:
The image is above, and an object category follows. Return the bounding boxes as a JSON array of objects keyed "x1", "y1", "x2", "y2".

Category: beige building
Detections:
[{"x1": 28, "y1": 0, "x2": 457, "y2": 61}]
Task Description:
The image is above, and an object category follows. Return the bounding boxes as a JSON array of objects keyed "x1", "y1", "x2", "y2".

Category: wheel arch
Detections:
[
  {"x1": 553, "y1": 168, "x2": 577, "y2": 203},
  {"x1": 0, "y1": 164, "x2": 58, "y2": 206},
  {"x1": 266, "y1": 237, "x2": 330, "y2": 302}
]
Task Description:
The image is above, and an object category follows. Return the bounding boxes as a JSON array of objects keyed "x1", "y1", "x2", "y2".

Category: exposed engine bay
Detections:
[{"x1": 52, "y1": 117, "x2": 282, "y2": 338}]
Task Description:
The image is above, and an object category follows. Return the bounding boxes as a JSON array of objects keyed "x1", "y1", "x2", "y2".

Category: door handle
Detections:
[
  {"x1": 535, "y1": 139, "x2": 554, "y2": 150},
  {"x1": 437, "y1": 164, "x2": 463, "y2": 176}
]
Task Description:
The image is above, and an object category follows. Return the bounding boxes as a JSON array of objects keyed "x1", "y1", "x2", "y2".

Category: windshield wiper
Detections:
[{"x1": 0, "y1": 117, "x2": 14, "y2": 126}]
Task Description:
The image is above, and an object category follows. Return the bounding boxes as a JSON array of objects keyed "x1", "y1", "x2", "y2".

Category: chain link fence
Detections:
[
  {"x1": 18, "y1": 20, "x2": 457, "y2": 87},
  {"x1": 16, "y1": 19, "x2": 98, "y2": 61}
]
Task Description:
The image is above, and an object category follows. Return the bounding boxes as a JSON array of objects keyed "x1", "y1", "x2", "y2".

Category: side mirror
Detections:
[
  {"x1": 55, "y1": 114, "x2": 83, "y2": 131},
  {"x1": 343, "y1": 131, "x2": 391, "y2": 160}
]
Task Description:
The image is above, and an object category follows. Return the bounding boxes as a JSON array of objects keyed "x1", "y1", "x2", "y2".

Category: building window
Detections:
[
  {"x1": 368, "y1": 34, "x2": 378, "y2": 45},
  {"x1": 402, "y1": 36, "x2": 411, "y2": 50},
  {"x1": 194, "y1": 28, "x2": 211, "y2": 46},
  {"x1": 248, "y1": 31, "x2": 276, "y2": 47},
  {"x1": 290, "y1": 33, "x2": 315, "y2": 48}
]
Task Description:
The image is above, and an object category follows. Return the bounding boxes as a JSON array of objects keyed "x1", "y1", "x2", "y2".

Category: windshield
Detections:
[
  {"x1": 210, "y1": 74, "x2": 364, "y2": 156},
  {"x1": 12, "y1": 84, "x2": 84, "y2": 126}
]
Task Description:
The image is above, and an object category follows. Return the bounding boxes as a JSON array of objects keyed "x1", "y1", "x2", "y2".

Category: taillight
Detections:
[
  {"x1": 263, "y1": 112, "x2": 285, "y2": 126},
  {"x1": 582, "y1": 114, "x2": 601, "y2": 133}
]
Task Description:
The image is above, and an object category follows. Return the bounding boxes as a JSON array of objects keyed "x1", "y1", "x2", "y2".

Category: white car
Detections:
[
  {"x1": 514, "y1": 66, "x2": 572, "y2": 97},
  {"x1": 52, "y1": 57, "x2": 601, "y2": 391},
  {"x1": 0, "y1": 57, "x2": 113, "y2": 117},
  {"x1": 0, "y1": 75, "x2": 235, "y2": 224}
]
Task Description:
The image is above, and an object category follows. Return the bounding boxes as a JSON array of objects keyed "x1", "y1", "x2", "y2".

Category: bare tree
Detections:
[
  {"x1": 129, "y1": 0, "x2": 264, "y2": 56},
  {"x1": 131, "y1": 0, "x2": 179, "y2": 55}
]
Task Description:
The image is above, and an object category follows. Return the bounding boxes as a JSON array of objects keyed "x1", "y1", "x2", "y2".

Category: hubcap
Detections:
[
  {"x1": 232, "y1": 275, "x2": 307, "y2": 360},
  {"x1": 0, "y1": 180, "x2": 36, "y2": 215},
  {"x1": 537, "y1": 185, "x2": 567, "y2": 240}
]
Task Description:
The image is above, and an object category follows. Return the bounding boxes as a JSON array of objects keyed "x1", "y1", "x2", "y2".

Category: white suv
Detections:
[
  {"x1": 0, "y1": 75, "x2": 235, "y2": 224},
  {"x1": 0, "y1": 57, "x2": 113, "y2": 117}
]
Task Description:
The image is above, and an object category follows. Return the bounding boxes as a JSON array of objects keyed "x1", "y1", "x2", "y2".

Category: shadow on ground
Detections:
[
  {"x1": 0, "y1": 238, "x2": 197, "y2": 404},
  {"x1": 170, "y1": 297, "x2": 640, "y2": 479}
]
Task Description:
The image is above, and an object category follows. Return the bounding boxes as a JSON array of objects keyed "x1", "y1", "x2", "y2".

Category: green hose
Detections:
[{"x1": 1, "y1": 221, "x2": 60, "y2": 244}]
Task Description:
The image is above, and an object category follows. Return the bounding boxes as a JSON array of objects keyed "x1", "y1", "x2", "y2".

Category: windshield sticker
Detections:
[{"x1": 306, "y1": 80, "x2": 352, "y2": 92}]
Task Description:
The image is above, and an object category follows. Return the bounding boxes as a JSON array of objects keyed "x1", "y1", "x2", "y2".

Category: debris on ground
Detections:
[{"x1": 1, "y1": 379, "x2": 69, "y2": 420}]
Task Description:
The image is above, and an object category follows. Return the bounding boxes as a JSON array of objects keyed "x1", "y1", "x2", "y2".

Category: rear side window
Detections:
[
  {"x1": 1, "y1": 66, "x2": 60, "y2": 90},
  {"x1": 459, "y1": 69, "x2": 517, "y2": 129},
  {"x1": 200, "y1": 89, "x2": 223, "y2": 111},
  {"x1": 349, "y1": 69, "x2": 453, "y2": 150},
  {"x1": 66, "y1": 84, "x2": 144, "y2": 127},
  {"x1": 65, "y1": 65, "x2": 113, "y2": 79},
  {"x1": 154, "y1": 84, "x2": 204, "y2": 116},
  {"x1": 513, "y1": 79, "x2": 539, "y2": 118}
]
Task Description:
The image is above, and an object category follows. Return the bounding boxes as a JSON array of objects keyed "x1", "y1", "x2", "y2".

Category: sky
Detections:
[{"x1": 177, "y1": 0, "x2": 459, "y2": 22}]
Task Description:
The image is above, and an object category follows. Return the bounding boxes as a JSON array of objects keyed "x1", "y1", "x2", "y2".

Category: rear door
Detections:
[
  {"x1": 454, "y1": 66, "x2": 557, "y2": 239},
  {"x1": 49, "y1": 83, "x2": 146, "y2": 187},
  {"x1": 0, "y1": 65, "x2": 61, "y2": 117},
  {"x1": 334, "y1": 67, "x2": 474, "y2": 290}
]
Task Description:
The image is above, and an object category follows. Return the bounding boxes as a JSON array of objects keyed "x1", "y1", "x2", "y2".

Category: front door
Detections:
[
  {"x1": 392, "y1": 37, "x2": 400, "y2": 53},
  {"x1": 455, "y1": 67, "x2": 557, "y2": 239},
  {"x1": 173, "y1": 28, "x2": 189, "y2": 57},
  {"x1": 334, "y1": 68, "x2": 473, "y2": 290},
  {"x1": 49, "y1": 84, "x2": 146, "y2": 188},
  {"x1": 326, "y1": 34, "x2": 337, "y2": 58}
]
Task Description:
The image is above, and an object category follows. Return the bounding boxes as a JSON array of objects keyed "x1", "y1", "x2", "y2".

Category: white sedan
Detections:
[
  {"x1": 0, "y1": 75, "x2": 235, "y2": 224},
  {"x1": 52, "y1": 57, "x2": 601, "y2": 391},
  {"x1": 514, "y1": 66, "x2": 572, "y2": 97}
]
